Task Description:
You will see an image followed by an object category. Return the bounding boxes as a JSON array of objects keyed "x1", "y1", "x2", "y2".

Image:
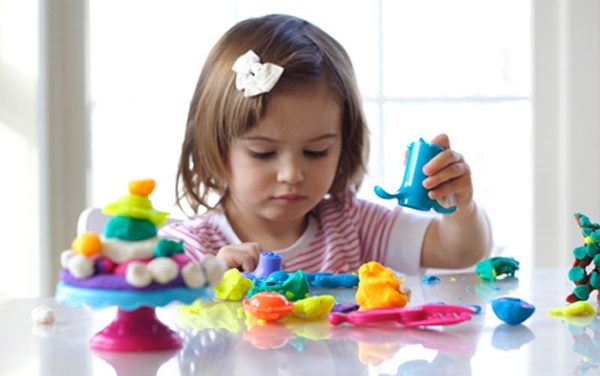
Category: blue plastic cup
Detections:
[{"x1": 374, "y1": 138, "x2": 457, "y2": 214}]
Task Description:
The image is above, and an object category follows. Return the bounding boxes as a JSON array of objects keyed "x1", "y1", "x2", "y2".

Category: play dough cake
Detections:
[{"x1": 55, "y1": 179, "x2": 226, "y2": 351}]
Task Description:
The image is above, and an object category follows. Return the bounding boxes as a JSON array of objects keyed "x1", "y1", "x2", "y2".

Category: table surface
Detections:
[{"x1": 1, "y1": 267, "x2": 598, "y2": 376}]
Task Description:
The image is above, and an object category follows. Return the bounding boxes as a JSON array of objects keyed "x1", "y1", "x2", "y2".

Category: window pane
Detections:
[
  {"x1": 89, "y1": 1, "x2": 532, "y2": 264},
  {"x1": 375, "y1": 101, "x2": 532, "y2": 257},
  {"x1": 89, "y1": 0, "x2": 238, "y2": 217},
  {"x1": 90, "y1": 102, "x2": 187, "y2": 213},
  {"x1": 234, "y1": 1, "x2": 381, "y2": 97},
  {"x1": 382, "y1": 0, "x2": 531, "y2": 97},
  {"x1": 89, "y1": 1, "x2": 236, "y2": 105}
]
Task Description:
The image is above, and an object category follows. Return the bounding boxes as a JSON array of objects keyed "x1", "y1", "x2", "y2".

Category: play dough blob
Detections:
[
  {"x1": 356, "y1": 261, "x2": 409, "y2": 309},
  {"x1": 491, "y1": 297, "x2": 535, "y2": 325},
  {"x1": 215, "y1": 268, "x2": 254, "y2": 301},
  {"x1": 72, "y1": 232, "x2": 102, "y2": 256},
  {"x1": 31, "y1": 306, "x2": 55, "y2": 325},
  {"x1": 293, "y1": 295, "x2": 335, "y2": 318},
  {"x1": 243, "y1": 291, "x2": 295, "y2": 322},
  {"x1": 548, "y1": 301, "x2": 597, "y2": 316}
]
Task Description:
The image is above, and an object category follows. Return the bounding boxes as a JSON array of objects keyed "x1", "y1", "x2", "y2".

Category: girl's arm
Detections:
[{"x1": 419, "y1": 134, "x2": 493, "y2": 269}]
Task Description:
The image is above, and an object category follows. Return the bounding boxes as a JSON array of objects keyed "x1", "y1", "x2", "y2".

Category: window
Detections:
[
  {"x1": 0, "y1": 0, "x2": 40, "y2": 298},
  {"x1": 89, "y1": 0, "x2": 532, "y2": 266}
]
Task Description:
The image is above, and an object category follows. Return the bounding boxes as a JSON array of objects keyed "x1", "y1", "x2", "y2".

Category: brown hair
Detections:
[{"x1": 177, "y1": 14, "x2": 369, "y2": 214}]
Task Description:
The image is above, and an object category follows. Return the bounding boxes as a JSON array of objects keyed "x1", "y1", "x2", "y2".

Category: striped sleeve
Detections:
[
  {"x1": 352, "y1": 192, "x2": 434, "y2": 274},
  {"x1": 158, "y1": 213, "x2": 228, "y2": 264},
  {"x1": 298, "y1": 189, "x2": 433, "y2": 275}
]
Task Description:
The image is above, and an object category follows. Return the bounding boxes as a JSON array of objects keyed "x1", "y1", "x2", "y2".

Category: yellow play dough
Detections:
[{"x1": 356, "y1": 261, "x2": 409, "y2": 309}]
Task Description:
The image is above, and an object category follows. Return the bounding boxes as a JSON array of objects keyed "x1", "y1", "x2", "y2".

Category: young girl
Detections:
[{"x1": 159, "y1": 14, "x2": 492, "y2": 275}]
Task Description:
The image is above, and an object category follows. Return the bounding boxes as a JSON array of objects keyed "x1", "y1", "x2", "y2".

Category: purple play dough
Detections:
[
  {"x1": 331, "y1": 302, "x2": 360, "y2": 313},
  {"x1": 59, "y1": 269, "x2": 186, "y2": 292}
]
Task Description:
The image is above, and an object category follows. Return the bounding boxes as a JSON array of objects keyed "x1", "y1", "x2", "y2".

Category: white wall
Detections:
[{"x1": 533, "y1": 0, "x2": 600, "y2": 267}]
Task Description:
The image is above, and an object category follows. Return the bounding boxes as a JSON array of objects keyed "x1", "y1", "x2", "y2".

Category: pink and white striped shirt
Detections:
[{"x1": 159, "y1": 189, "x2": 433, "y2": 275}]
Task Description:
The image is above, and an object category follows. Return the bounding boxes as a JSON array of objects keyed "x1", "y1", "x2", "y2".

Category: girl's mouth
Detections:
[{"x1": 273, "y1": 194, "x2": 306, "y2": 205}]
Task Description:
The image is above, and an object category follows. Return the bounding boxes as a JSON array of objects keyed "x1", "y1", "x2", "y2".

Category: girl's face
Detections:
[{"x1": 225, "y1": 81, "x2": 343, "y2": 235}]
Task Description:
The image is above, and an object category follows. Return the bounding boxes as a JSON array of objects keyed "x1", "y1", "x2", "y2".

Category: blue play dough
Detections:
[
  {"x1": 243, "y1": 251, "x2": 359, "y2": 289},
  {"x1": 55, "y1": 281, "x2": 213, "y2": 311},
  {"x1": 491, "y1": 297, "x2": 535, "y2": 325}
]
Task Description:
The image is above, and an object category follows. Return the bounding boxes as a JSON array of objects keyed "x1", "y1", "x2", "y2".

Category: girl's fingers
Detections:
[{"x1": 423, "y1": 158, "x2": 469, "y2": 190}]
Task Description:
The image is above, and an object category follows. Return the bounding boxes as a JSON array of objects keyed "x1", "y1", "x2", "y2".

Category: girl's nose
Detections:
[{"x1": 277, "y1": 158, "x2": 304, "y2": 184}]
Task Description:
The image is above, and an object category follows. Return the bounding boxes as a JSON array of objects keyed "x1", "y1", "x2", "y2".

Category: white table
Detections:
[{"x1": 1, "y1": 267, "x2": 596, "y2": 375}]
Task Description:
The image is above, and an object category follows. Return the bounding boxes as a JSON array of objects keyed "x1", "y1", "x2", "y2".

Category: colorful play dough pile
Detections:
[
  {"x1": 56, "y1": 179, "x2": 226, "y2": 307},
  {"x1": 210, "y1": 255, "x2": 411, "y2": 323}
]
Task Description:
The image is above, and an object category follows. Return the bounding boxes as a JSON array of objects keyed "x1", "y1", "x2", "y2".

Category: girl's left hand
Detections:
[{"x1": 421, "y1": 134, "x2": 474, "y2": 213}]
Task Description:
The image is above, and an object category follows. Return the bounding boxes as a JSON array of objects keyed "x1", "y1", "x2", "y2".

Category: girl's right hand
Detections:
[{"x1": 216, "y1": 242, "x2": 262, "y2": 272}]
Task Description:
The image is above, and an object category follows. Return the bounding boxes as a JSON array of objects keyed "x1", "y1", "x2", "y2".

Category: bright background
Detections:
[
  {"x1": 88, "y1": 0, "x2": 531, "y2": 258},
  {"x1": 1, "y1": 0, "x2": 599, "y2": 299}
]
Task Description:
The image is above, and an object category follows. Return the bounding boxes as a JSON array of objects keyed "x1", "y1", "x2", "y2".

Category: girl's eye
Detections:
[
  {"x1": 249, "y1": 151, "x2": 275, "y2": 159},
  {"x1": 304, "y1": 150, "x2": 328, "y2": 158}
]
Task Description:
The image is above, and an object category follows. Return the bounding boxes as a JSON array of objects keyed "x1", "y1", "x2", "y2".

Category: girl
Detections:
[{"x1": 159, "y1": 14, "x2": 492, "y2": 275}]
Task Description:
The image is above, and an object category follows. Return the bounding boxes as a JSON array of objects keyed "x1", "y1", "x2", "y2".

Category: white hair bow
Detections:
[{"x1": 232, "y1": 50, "x2": 284, "y2": 97}]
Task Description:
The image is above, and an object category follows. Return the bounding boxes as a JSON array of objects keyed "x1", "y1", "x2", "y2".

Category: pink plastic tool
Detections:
[{"x1": 328, "y1": 304, "x2": 477, "y2": 328}]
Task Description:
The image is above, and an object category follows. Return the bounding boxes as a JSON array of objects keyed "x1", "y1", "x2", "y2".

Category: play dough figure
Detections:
[
  {"x1": 566, "y1": 212, "x2": 600, "y2": 302},
  {"x1": 60, "y1": 179, "x2": 226, "y2": 289},
  {"x1": 55, "y1": 179, "x2": 227, "y2": 353}
]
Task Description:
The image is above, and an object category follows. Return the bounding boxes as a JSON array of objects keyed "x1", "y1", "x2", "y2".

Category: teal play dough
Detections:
[
  {"x1": 104, "y1": 216, "x2": 157, "y2": 240},
  {"x1": 568, "y1": 266, "x2": 585, "y2": 282},
  {"x1": 580, "y1": 216, "x2": 592, "y2": 227},
  {"x1": 573, "y1": 246, "x2": 587, "y2": 260},
  {"x1": 248, "y1": 270, "x2": 310, "y2": 302},
  {"x1": 574, "y1": 285, "x2": 590, "y2": 301},
  {"x1": 590, "y1": 271, "x2": 600, "y2": 289},
  {"x1": 587, "y1": 242, "x2": 599, "y2": 258},
  {"x1": 154, "y1": 238, "x2": 185, "y2": 257}
]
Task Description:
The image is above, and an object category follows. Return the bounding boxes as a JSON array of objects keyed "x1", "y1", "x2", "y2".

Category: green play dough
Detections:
[{"x1": 247, "y1": 270, "x2": 310, "y2": 302}]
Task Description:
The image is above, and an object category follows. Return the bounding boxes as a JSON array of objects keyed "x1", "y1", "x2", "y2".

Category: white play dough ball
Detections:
[
  {"x1": 202, "y1": 255, "x2": 227, "y2": 287},
  {"x1": 147, "y1": 257, "x2": 178, "y2": 284},
  {"x1": 60, "y1": 249, "x2": 74, "y2": 268},
  {"x1": 31, "y1": 306, "x2": 55, "y2": 324},
  {"x1": 67, "y1": 253, "x2": 95, "y2": 278},
  {"x1": 126, "y1": 261, "x2": 153, "y2": 287},
  {"x1": 181, "y1": 262, "x2": 206, "y2": 288}
]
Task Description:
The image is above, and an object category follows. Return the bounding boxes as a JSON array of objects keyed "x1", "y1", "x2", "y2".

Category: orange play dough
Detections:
[
  {"x1": 128, "y1": 179, "x2": 156, "y2": 197},
  {"x1": 71, "y1": 231, "x2": 102, "y2": 256}
]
